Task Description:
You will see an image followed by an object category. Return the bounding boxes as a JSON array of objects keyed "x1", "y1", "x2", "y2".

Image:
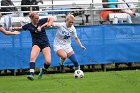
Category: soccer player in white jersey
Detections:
[
  {"x1": 52, "y1": 14, "x2": 86, "y2": 72},
  {"x1": 38, "y1": 14, "x2": 86, "y2": 77}
]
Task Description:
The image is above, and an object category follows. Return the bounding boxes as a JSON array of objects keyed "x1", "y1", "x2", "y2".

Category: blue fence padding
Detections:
[{"x1": 0, "y1": 24, "x2": 140, "y2": 70}]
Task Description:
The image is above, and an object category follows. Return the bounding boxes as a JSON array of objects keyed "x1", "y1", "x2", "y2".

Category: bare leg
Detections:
[
  {"x1": 56, "y1": 49, "x2": 67, "y2": 72},
  {"x1": 27, "y1": 45, "x2": 40, "y2": 80}
]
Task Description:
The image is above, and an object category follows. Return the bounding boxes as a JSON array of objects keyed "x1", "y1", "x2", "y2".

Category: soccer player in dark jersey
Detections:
[
  {"x1": 0, "y1": 25, "x2": 20, "y2": 35},
  {"x1": 9, "y1": 12, "x2": 54, "y2": 80}
]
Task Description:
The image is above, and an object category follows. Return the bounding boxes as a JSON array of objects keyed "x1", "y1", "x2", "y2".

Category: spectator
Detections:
[
  {"x1": 100, "y1": 0, "x2": 132, "y2": 24},
  {"x1": 21, "y1": 0, "x2": 43, "y2": 16},
  {"x1": 103, "y1": 0, "x2": 118, "y2": 8},
  {"x1": 101, "y1": 0, "x2": 119, "y2": 24},
  {"x1": 1, "y1": 0, "x2": 18, "y2": 15},
  {"x1": 118, "y1": 0, "x2": 140, "y2": 23},
  {"x1": 0, "y1": 0, "x2": 19, "y2": 30}
]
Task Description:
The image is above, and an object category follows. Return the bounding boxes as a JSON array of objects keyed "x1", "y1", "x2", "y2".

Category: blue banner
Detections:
[{"x1": 0, "y1": 24, "x2": 140, "y2": 70}]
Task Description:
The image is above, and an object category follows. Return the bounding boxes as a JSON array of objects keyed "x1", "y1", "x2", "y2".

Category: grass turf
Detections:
[{"x1": 0, "y1": 70, "x2": 140, "y2": 93}]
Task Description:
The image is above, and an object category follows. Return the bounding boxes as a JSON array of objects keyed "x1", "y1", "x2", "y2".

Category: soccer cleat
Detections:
[
  {"x1": 38, "y1": 68, "x2": 46, "y2": 79},
  {"x1": 27, "y1": 75, "x2": 34, "y2": 81},
  {"x1": 59, "y1": 63, "x2": 65, "y2": 73},
  {"x1": 59, "y1": 58, "x2": 66, "y2": 73}
]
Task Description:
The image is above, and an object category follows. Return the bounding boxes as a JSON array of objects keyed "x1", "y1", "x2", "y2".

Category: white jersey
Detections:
[{"x1": 53, "y1": 22, "x2": 78, "y2": 46}]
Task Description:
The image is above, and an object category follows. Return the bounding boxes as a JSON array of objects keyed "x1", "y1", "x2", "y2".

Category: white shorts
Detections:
[{"x1": 53, "y1": 45, "x2": 73, "y2": 54}]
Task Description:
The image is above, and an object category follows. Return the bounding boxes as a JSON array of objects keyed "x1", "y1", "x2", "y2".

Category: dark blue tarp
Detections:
[{"x1": 0, "y1": 24, "x2": 140, "y2": 70}]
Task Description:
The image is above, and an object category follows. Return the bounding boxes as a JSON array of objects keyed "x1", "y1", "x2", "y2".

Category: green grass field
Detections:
[{"x1": 0, "y1": 70, "x2": 140, "y2": 93}]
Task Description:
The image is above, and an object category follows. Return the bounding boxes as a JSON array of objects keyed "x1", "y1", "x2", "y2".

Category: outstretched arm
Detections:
[
  {"x1": 9, "y1": 27, "x2": 23, "y2": 31},
  {"x1": 47, "y1": 16, "x2": 55, "y2": 27},
  {"x1": 74, "y1": 37, "x2": 86, "y2": 50},
  {"x1": 0, "y1": 27, "x2": 20, "y2": 35},
  {"x1": 37, "y1": 16, "x2": 55, "y2": 31}
]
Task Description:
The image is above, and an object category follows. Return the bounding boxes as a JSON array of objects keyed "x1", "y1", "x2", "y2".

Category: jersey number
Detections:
[{"x1": 64, "y1": 35, "x2": 70, "y2": 39}]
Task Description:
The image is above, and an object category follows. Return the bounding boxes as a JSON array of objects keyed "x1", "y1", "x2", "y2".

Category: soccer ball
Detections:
[{"x1": 74, "y1": 70, "x2": 84, "y2": 78}]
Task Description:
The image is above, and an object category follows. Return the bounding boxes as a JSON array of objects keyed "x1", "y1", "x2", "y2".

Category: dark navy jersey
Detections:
[
  {"x1": 0, "y1": 25, "x2": 2, "y2": 27},
  {"x1": 22, "y1": 18, "x2": 50, "y2": 44}
]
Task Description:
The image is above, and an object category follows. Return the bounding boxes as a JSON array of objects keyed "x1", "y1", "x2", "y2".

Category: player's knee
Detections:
[{"x1": 61, "y1": 55, "x2": 67, "y2": 59}]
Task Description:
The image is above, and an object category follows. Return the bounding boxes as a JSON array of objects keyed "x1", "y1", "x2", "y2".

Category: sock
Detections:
[
  {"x1": 29, "y1": 62, "x2": 35, "y2": 76},
  {"x1": 39, "y1": 63, "x2": 50, "y2": 74},
  {"x1": 44, "y1": 63, "x2": 50, "y2": 70},
  {"x1": 60, "y1": 58, "x2": 65, "y2": 65},
  {"x1": 68, "y1": 54, "x2": 80, "y2": 68}
]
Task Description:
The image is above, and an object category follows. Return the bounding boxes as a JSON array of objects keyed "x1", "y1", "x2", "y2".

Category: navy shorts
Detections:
[{"x1": 32, "y1": 43, "x2": 50, "y2": 52}]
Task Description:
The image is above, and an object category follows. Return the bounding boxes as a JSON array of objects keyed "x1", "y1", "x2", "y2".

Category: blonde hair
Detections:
[
  {"x1": 66, "y1": 14, "x2": 75, "y2": 21},
  {"x1": 29, "y1": 12, "x2": 39, "y2": 18}
]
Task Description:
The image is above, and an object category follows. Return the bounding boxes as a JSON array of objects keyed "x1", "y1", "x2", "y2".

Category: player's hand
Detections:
[
  {"x1": 14, "y1": 31, "x2": 20, "y2": 35},
  {"x1": 37, "y1": 26, "x2": 42, "y2": 32},
  {"x1": 81, "y1": 45, "x2": 86, "y2": 50},
  {"x1": 46, "y1": 23, "x2": 52, "y2": 28}
]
